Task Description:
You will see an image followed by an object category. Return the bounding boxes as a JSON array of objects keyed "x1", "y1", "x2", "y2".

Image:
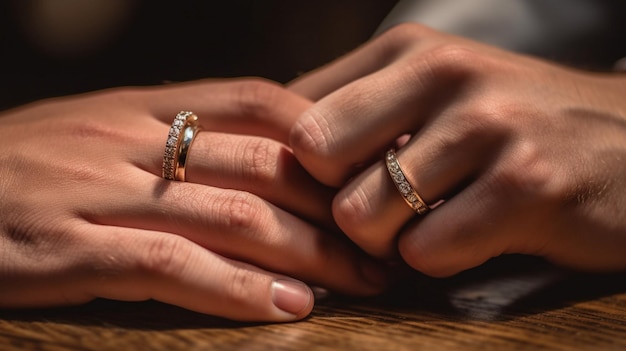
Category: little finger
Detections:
[{"x1": 86, "y1": 225, "x2": 315, "y2": 322}]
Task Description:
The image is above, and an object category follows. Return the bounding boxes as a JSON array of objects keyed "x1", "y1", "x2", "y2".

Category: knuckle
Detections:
[
  {"x1": 446, "y1": 91, "x2": 539, "y2": 153},
  {"x1": 391, "y1": 44, "x2": 480, "y2": 102},
  {"x1": 433, "y1": 45, "x2": 476, "y2": 73},
  {"x1": 290, "y1": 108, "x2": 345, "y2": 186},
  {"x1": 223, "y1": 266, "x2": 264, "y2": 305},
  {"x1": 137, "y1": 235, "x2": 190, "y2": 277},
  {"x1": 379, "y1": 22, "x2": 436, "y2": 50},
  {"x1": 489, "y1": 143, "x2": 557, "y2": 201},
  {"x1": 332, "y1": 187, "x2": 373, "y2": 237},
  {"x1": 217, "y1": 191, "x2": 267, "y2": 233},
  {"x1": 235, "y1": 78, "x2": 284, "y2": 121},
  {"x1": 290, "y1": 107, "x2": 334, "y2": 158},
  {"x1": 240, "y1": 137, "x2": 281, "y2": 184},
  {"x1": 478, "y1": 95, "x2": 525, "y2": 119},
  {"x1": 457, "y1": 100, "x2": 519, "y2": 137},
  {"x1": 431, "y1": 43, "x2": 478, "y2": 63},
  {"x1": 406, "y1": 43, "x2": 479, "y2": 82}
]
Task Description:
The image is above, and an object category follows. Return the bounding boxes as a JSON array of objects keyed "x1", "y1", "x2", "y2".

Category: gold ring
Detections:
[
  {"x1": 162, "y1": 111, "x2": 201, "y2": 181},
  {"x1": 385, "y1": 148, "x2": 430, "y2": 215}
]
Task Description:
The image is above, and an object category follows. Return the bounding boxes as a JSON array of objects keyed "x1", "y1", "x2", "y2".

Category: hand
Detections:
[
  {"x1": 289, "y1": 24, "x2": 626, "y2": 277},
  {"x1": 0, "y1": 78, "x2": 386, "y2": 322}
]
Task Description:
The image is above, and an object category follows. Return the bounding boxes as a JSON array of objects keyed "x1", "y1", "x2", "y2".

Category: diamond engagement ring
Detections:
[
  {"x1": 162, "y1": 111, "x2": 201, "y2": 181},
  {"x1": 385, "y1": 148, "x2": 431, "y2": 215}
]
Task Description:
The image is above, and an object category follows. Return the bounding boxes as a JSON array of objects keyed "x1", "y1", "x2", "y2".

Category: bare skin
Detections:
[
  {"x1": 0, "y1": 78, "x2": 386, "y2": 322},
  {"x1": 289, "y1": 24, "x2": 626, "y2": 277}
]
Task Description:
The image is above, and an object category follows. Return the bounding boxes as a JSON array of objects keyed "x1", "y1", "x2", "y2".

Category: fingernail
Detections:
[
  {"x1": 360, "y1": 258, "x2": 388, "y2": 287},
  {"x1": 272, "y1": 279, "x2": 312, "y2": 316}
]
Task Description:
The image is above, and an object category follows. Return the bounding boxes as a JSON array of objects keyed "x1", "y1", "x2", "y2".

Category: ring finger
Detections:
[
  {"x1": 81, "y1": 121, "x2": 383, "y2": 295},
  {"x1": 332, "y1": 112, "x2": 504, "y2": 258},
  {"x1": 130, "y1": 81, "x2": 334, "y2": 227}
]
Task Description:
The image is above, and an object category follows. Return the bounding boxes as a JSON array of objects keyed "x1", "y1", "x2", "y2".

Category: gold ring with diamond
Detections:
[
  {"x1": 385, "y1": 148, "x2": 431, "y2": 215},
  {"x1": 162, "y1": 111, "x2": 201, "y2": 181}
]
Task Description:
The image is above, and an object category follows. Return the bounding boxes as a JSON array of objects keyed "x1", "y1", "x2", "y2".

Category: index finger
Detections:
[
  {"x1": 289, "y1": 45, "x2": 471, "y2": 186},
  {"x1": 287, "y1": 24, "x2": 441, "y2": 101},
  {"x1": 137, "y1": 77, "x2": 313, "y2": 144}
]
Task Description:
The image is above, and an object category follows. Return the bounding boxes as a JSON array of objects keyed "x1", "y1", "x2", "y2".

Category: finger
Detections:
[
  {"x1": 84, "y1": 177, "x2": 386, "y2": 296},
  {"x1": 118, "y1": 96, "x2": 334, "y2": 227},
  {"x1": 288, "y1": 24, "x2": 441, "y2": 101},
  {"x1": 395, "y1": 138, "x2": 563, "y2": 277},
  {"x1": 84, "y1": 225, "x2": 315, "y2": 321},
  {"x1": 395, "y1": 169, "x2": 529, "y2": 278},
  {"x1": 397, "y1": 186, "x2": 503, "y2": 278},
  {"x1": 185, "y1": 132, "x2": 336, "y2": 228},
  {"x1": 133, "y1": 128, "x2": 336, "y2": 228},
  {"x1": 143, "y1": 78, "x2": 312, "y2": 144},
  {"x1": 332, "y1": 113, "x2": 503, "y2": 258},
  {"x1": 0, "y1": 221, "x2": 314, "y2": 322},
  {"x1": 290, "y1": 43, "x2": 471, "y2": 187}
]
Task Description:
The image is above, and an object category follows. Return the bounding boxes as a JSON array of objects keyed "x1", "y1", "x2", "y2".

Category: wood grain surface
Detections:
[{"x1": 1, "y1": 255, "x2": 625, "y2": 351}]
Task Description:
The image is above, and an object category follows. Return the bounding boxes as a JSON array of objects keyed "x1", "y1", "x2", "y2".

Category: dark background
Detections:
[
  {"x1": 0, "y1": 1, "x2": 397, "y2": 110},
  {"x1": 1, "y1": 1, "x2": 625, "y2": 111}
]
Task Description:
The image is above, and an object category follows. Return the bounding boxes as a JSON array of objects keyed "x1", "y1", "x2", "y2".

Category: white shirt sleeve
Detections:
[{"x1": 375, "y1": 0, "x2": 609, "y2": 57}]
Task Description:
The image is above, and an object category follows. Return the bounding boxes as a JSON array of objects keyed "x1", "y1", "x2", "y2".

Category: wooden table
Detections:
[{"x1": 2, "y1": 255, "x2": 625, "y2": 350}]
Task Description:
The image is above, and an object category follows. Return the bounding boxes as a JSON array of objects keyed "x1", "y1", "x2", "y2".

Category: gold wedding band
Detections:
[
  {"x1": 385, "y1": 149, "x2": 431, "y2": 215},
  {"x1": 162, "y1": 111, "x2": 201, "y2": 181}
]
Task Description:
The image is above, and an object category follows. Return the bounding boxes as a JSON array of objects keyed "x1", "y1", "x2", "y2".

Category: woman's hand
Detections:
[
  {"x1": 0, "y1": 78, "x2": 386, "y2": 322},
  {"x1": 289, "y1": 24, "x2": 626, "y2": 277}
]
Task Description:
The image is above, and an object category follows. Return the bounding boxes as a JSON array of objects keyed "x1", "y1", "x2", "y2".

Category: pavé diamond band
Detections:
[
  {"x1": 162, "y1": 111, "x2": 201, "y2": 181},
  {"x1": 385, "y1": 148, "x2": 431, "y2": 215}
]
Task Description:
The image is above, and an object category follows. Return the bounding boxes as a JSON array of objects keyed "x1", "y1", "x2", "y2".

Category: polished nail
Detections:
[{"x1": 272, "y1": 279, "x2": 312, "y2": 316}]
